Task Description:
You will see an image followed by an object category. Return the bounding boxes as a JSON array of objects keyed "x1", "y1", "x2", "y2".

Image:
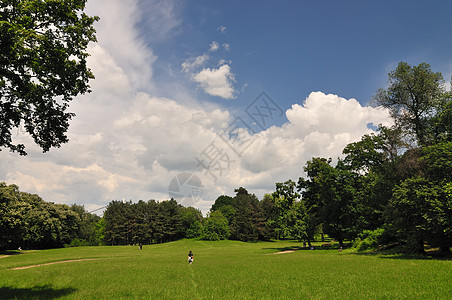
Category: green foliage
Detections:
[
  {"x1": 210, "y1": 195, "x2": 235, "y2": 212},
  {"x1": 0, "y1": 0, "x2": 99, "y2": 154},
  {"x1": 0, "y1": 182, "x2": 86, "y2": 249},
  {"x1": 388, "y1": 177, "x2": 451, "y2": 253},
  {"x1": 373, "y1": 62, "x2": 447, "y2": 146},
  {"x1": 70, "y1": 204, "x2": 102, "y2": 246},
  {"x1": 229, "y1": 188, "x2": 266, "y2": 241},
  {"x1": 65, "y1": 238, "x2": 90, "y2": 248},
  {"x1": 180, "y1": 206, "x2": 203, "y2": 238},
  {"x1": 353, "y1": 228, "x2": 385, "y2": 251},
  {"x1": 299, "y1": 158, "x2": 363, "y2": 247},
  {"x1": 103, "y1": 199, "x2": 187, "y2": 245},
  {"x1": 200, "y1": 211, "x2": 230, "y2": 241}
]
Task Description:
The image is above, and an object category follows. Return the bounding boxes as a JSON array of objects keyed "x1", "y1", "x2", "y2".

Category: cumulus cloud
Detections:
[
  {"x1": 0, "y1": 1, "x2": 394, "y2": 216},
  {"x1": 241, "y1": 92, "x2": 392, "y2": 176},
  {"x1": 193, "y1": 65, "x2": 236, "y2": 99},
  {"x1": 222, "y1": 43, "x2": 230, "y2": 51}
]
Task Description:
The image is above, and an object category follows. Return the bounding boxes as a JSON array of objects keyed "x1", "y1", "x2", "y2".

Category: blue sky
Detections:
[
  {"x1": 1, "y1": 0, "x2": 451, "y2": 214},
  {"x1": 149, "y1": 0, "x2": 451, "y2": 110}
]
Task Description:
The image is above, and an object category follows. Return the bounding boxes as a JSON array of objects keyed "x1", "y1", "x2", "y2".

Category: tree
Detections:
[
  {"x1": 179, "y1": 206, "x2": 203, "y2": 238},
  {"x1": 210, "y1": 195, "x2": 236, "y2": 225},
  {"x1": 211, "y1": 195, "x2": 235, "y2": 212},
  {"x1": 103, "y1": 200, "x2": 132, "y2": 245},
  {"x1": 200, "y1": 211, "x2": 230, "y2": 241},
  {"x1": 386, "y1": 142, "x2": 452, "y2": 253},
  {"x1": 341, "y1": 127, "x2": 406, "y2": 230},
  {"x1": 270, "y1": 180, "x2": 301, "y2": 239},
  {"x1": 0, "y1": 183, "x2": 23, "y2": 249},
  {"x1": 0, "y1": 0, "x2": 98, "y2": 155},
  {"x1": 260, "y1": 194, "x2": 278, "y2": 239},
  {"x1": 229, "y1": 188, "x2": 265, "y2": 242},
  {"x1": 433, "y1": 100, "x2": 452, "y2": 143},
  {"x1": 155, "y1": 199, "x2": 184, "y2": 243},
  {"x1": 299, "y1": 158, "x2": 362, "y2": 247},
  {"x1": 388, "y1": 177, "x2": 451, "y2": 253},
  {"x1": 70, "y1": 204, "x2": 101, "y2": 245},
  {"x1": 373, "y1": 62, "x2": 447, "y2": 146}
]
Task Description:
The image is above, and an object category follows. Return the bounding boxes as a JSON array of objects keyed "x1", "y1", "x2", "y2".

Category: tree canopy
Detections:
[
  {"x1": 372, "y1": 62, "x2": 448, "y2": 146},
  {"x1": 0, "y1": 0, "x2": 98, "y2": 155}
]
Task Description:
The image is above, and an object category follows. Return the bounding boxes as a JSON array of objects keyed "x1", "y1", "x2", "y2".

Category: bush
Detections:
[
  {"x1": 65, "y1": 238, "x2": 90, "y2": 248},
  {"x1": 353, "y1": 228, "x2": 385, "y2": 251}
]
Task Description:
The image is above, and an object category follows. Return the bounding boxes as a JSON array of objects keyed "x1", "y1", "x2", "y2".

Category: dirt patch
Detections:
[
  {"x1": 10, "y1": 258, "x2": 101, "y2": 270},
  {"x1": 270, "y1": 250, "x2": 295, "y2": 255}
]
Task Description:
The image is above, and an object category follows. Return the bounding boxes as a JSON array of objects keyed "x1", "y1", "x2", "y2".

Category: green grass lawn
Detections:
[{"x1": 1, "y1": 239, "x2": 451, "y2": 299}]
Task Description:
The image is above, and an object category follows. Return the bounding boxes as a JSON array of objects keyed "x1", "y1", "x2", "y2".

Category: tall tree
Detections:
[
  {"x1": 0, "y1": 0, "x2": 98, "y2": 155},
  {"x1": 230, "y1": 188, "x2": 265, "y2": 242},
  {"x1": 270, "y1": 180, "x2": 301, "y2": 239},
  {"x1": 373, "y1": 62, "x2": 447, "y2": 146}
]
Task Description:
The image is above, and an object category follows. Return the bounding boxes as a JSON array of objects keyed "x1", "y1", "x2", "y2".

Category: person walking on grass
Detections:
[{"x1": 188, "y1": 250, "x2": 194, "y2": 264}]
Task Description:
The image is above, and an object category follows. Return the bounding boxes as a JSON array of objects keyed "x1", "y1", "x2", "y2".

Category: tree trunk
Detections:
[
  {"x1": 417, "y1": 239, "x2": 425, "y2": 254},
  {"x1": 439, "y1": 239, "x2": 451, "y2": 254}
]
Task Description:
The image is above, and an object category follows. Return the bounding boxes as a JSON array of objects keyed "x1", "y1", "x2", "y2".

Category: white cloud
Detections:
[
  {"x1": 0, "y1": 89, "x2": 392, "y2": 215},
  {"x1": 181, "y1": 54, "x2": 209, "y2": 72},
  {"x1": 85, "y1": 0, "x2": 157, "y2": 90},
  {"x1": 209, "y1": 41, "x2": 220, "y2": 52},
  {"x1": 193, "y1": 65, "x2": 236, "y2": 99},
  {"x1": 218, "y1": 59, "x2": 231, "y2": 66},
  {"x1": 217, "y1": 25, "x2": 227, "y2": 34},
  {"x1": 222, "y1": 43, "x2": 230, "y2": 51},
  {"x1": 0, "y1": 2, "x2": 395, "y2": 216},
  {"x1": 238, "y1": 92, "x2": 392, "y2": 180}
]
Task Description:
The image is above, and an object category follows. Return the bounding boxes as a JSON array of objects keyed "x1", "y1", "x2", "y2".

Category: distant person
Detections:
[
  {"x1": 188, "y1": 250, "x2": 194, "y2": 264},
  {"x1": 139, "y1": 243, "x2": 142, "y2": 250}
]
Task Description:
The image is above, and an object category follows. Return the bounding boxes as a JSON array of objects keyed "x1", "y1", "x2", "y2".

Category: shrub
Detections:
[
  {"x1": 65, "y1": 238, "x2": 90, "y2": 248},
  {"x1": 353, "y1": 228, "x2": 385, "y2": 251}
]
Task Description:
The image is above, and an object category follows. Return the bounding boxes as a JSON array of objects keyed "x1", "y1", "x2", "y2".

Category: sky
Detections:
[{"x1": 1, "y1": 0, "x2": 451, "y2": 215}]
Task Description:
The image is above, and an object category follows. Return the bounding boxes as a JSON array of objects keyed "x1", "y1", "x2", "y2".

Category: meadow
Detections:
[{"x1": 1, "y1": 239, "x2": 451, "y2": 299}]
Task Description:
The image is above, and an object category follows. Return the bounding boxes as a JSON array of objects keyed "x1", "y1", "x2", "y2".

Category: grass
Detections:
[{"x1": 1, "y1": 239, "x2": 451, "y2": 299}]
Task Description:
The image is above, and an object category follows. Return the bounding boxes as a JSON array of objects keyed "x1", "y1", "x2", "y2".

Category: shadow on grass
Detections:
[
  {"x1": 0, "y1": 285, "x2": 77, "y2": 299},
  {"x1": 0, "y1": 250, "x2": 24, "y2": 257},
  {"x1": 351, "y1": 250, "x2": 452, "y2": 261},
  {"x1": 262, "y1": 246, "x2": 305, "y2": 252},
  {"x1": 262, "y1": 243, "x2": 348, "y2": 252}
]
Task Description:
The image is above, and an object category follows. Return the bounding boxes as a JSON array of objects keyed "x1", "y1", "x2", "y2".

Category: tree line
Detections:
[
  {"x1": 1, "y1": 62, "x2": 451, "y2": 253},
  {"x1": 0, "y1": 182, "x2": 103, "y2": 249}
]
